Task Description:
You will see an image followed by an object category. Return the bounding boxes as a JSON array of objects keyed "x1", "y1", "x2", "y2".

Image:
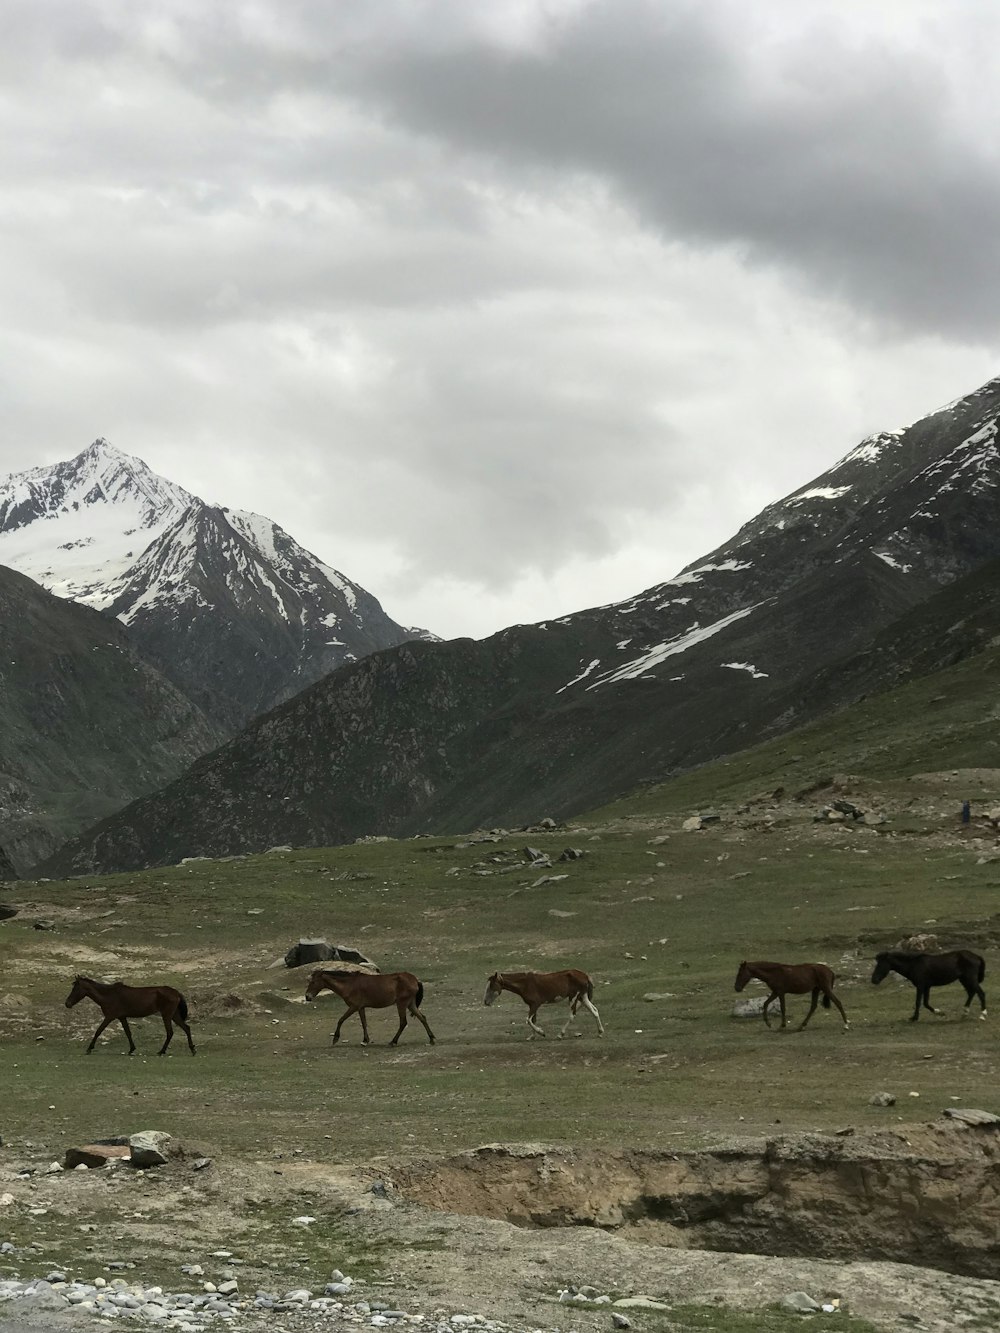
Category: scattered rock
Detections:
[
  {"x1": 942, "y1": 1108, "x2": 1000, "y2": 1126},
  {"x1": 870, "y1": 1092, "x2": 897, "y2": 1107},
  {"x1": 129, "y1": 1130, "x2": 173, "y2": 1168},
  {"x1": 682, "y1": 817, "x2": 703, "y2": 832},
  {"x1": 898, "y1": 933, "x2": 939, "y2": 953},
  {"x1": 733, "y1": 997, "x2": 770, "y2": 1019},
  {"x1": 64, "y1": 1144, "x2": 131, "y2": 1169},
  {"x1": 611, "y1": 1315, "x2": 632, "y2": 1329},
  {"x1": 558, "y1": 848, "x2": 585, "y2": 861},
  {"x1": 643, "y1": 993, "x2": 674, "y2": 1002},
  {"x1": 0, "y1": 902, "x2": 18, "y2": 920},
  {"x1": 781, "y1": 1291, "x2": 821, "y2": 1313}
]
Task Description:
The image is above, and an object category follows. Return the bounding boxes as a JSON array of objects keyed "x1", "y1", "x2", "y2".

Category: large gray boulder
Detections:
[
  {"x1": 283, "y1": 939, "x2": 375, "y2": 969},
  {"x1": 129, "y1": 1130, "x2": 173, "y2": 1168}
]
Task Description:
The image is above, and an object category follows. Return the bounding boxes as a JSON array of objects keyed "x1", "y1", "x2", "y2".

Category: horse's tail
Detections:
[
  {"x1": 176, "y1": 994, "x2": 190, "y2": 1024},
  {"x1": 979, "y1": 956, "x2": 987, "y2": 984},
  {"x1": 586, "y1": 978, "x2": 594, "y2": 1001},
  {"x1": 414, "y1": 981, "x2": 424, "y2": 1010}
]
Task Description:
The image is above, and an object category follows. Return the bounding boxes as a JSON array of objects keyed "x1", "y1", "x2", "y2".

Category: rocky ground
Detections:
[{"x1": 4, "y1": 1124, "x2": 1000, "y2": 1333}]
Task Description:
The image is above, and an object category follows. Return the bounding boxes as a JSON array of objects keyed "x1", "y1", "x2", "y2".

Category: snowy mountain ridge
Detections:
[{"x1": 0, "y1": 439, "x2": 428, "y2": 729}]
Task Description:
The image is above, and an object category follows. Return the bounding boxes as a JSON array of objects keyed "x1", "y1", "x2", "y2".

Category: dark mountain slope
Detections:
[
  {"x1": 106, "y1": 502, "x2": 431, "y2": 729},
  {"x1": 0, "y1": 564, "x2": 223, "y2": 870},
  {"x1": 36, "y1": 374, "x2": 1000, "y2": 876}
]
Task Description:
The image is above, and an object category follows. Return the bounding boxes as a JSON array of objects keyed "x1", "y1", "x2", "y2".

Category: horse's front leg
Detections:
[
  {"x1": 910, "y1": 987, "x2": 922, "y2": 1022},
  {"x1": 923, "y1": 987, "x2": 943, "y2": 1016},
  {"x1": 332, "y1": 1006, "x2": 356, "y2": 1045},
  {"x1": 798, "y1": 989, "x2": 820, "y2": 1031},
  {"x1": 389, "y1": 1002, "x2": 408, "y2": 1046},
  {"x1": 120, "y1": 1017, "x2": 137, "y2": 1054},
  {"x1": 778, "y1": 994, "x2": 788, "y2": 1030},
  {"x1": 86, "y1": 1015, "x2": 115, "y2": 1053},
  {"x1": 762, "y1": 993, "x2": 778, "y2": 1029}
]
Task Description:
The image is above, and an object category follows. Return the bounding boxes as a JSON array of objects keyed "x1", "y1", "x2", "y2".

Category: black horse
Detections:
[{"x1": 871, "y1": 950, "x2": 986, "y2": 1022}]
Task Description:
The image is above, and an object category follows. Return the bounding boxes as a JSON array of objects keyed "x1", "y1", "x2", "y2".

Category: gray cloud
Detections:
[{"x1": 0, "y1": 1, "x2": 998, "y2": 639}]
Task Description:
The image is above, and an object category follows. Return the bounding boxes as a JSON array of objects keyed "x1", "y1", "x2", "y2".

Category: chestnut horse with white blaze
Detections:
[
  {"x1": 734, "y1": 960, "x2": 849, "y2": 1032},
  {"x1": 304, "y1": 969, "x2": 435, "y2": 1046},
  {"x1": 64, "y1": 975, "x2": 196, "y2": 1055},
  {"x1": 483, "y1": 969, "x2": 604, "y2": 1038}
]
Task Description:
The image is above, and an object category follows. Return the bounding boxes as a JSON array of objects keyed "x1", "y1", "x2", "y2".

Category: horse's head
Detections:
[
  {"x1": 871, "y1": 953, "x2": 892, "y2": 985},
  {"x1": 734, "y1": 961, "x2": 752, "y2": 993},
  {"x1": 483, "y1": 973, "x2": 503, "y2": 1006},
  {"x1": 65, "y1": 975, "x2": 87, "y2": 1008},
  {"x1": 304, "y1": 971, "x2": 327, "y2": 1002}
]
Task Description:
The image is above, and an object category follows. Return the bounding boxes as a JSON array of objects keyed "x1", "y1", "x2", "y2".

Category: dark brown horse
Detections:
[
  {"x1": 734, "y1": 960, "x2": 849, "y2": 1032},
  {"x1": 304, "y1": 970, "x2": 435, "y2": 1046},
  {"x1": 483, "y1": 969, "x2": 604, "y2": 1038},
  {"x1": 64, "y1": 976, "x2": 196, "y2": 1055},
  {"x1": 871, "y1": 950, "x2": 987, "y2": 1021}
]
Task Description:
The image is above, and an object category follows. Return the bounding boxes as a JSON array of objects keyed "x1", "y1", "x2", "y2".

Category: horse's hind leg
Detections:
[
  {"x1": 409, "y1": 1003, "x2": 436, "y2": 1045},
  {"x1": 798, "y1": 989, "x2": 820, "y2": 1031},
  {"x1": 358, "y1": 1008, "x2": 372, "y2": 1044},
  {"x1": 559, "y1": 999, "x2": 577, "y2": 1039},
  {"x1": 177, "y1": 1019, "x2": 196, "y2": 1054},
  {"x1": 527, "y1": 1007, "x2": 546, "y2": 1039},
  {"x1": 389, "y1": 1002, "x2": 409, "y2": 1046},
  {"x1": 158, "y1": 1016, "x2": 175, "y2": 1055},
  {"x1": 829, "y1": 991, "x2": 850, "y2": 1031},
  {"x1": 581, "y1": 994, "x2": 604, "y2": 1036},
  {"x1": 778, "y1": 994, "x2": 788, "y2": 1030},
  {"x1": 120, "y1": 1018, "x2": 137, "y2": 1054},
  {"x1": 86, "y1": 1016, "x2": 115, "y2": 1053}
]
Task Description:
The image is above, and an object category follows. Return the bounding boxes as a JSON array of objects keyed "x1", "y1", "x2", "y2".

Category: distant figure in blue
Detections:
[{"x1": 962, "y1": 799, "x2": 971, "y2": 825}]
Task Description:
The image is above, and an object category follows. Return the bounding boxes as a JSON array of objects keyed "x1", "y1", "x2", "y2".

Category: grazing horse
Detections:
[
  {"x1": 871, "y1": 950, "x2": 987, "y2": 1021},
  {"x1": 64, "y1": 976, "x2": 196, "y2": 1055},
  {"x1": 483, "y1": 969, "x2": 604, "y2": 1039},
  {"x1": 734, "y1": 960, "x2": 850, "y2": 1032},
  {"x1": 304, "y1": 970, "x2": 435, "y2": 1046}
]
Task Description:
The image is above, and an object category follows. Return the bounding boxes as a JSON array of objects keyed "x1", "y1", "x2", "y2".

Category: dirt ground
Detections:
[{"x1": 4, "y1": 1126, "x2": 1000, "y2": 1333}]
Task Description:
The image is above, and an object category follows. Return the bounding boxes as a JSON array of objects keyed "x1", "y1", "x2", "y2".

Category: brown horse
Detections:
[
  {"x1": 734, "y1": 960, "x2": 849, "y2": 1032},
  {"x1": 483, "y1": 969, "x2": 604, "y2": 1039},
  {"x1": 64, "y1": 975, "x2": 196, "y2": 1055},
  {"x1": 304, "y1": 970, "x2": 435, "y2": 1046}
]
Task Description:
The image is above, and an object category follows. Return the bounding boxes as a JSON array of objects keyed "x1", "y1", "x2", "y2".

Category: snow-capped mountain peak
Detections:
[
  {"x1": 0, "y1": 440, "x2": 427, "y2": 728},
  {"x1": 0, "y1": 439, "x2": 195, "y2": 605}
]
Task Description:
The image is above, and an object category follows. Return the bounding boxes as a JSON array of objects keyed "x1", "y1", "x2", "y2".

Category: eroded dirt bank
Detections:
[{"x1": 393, "y1": 1117, "x2": 1000, "y2": 1279}]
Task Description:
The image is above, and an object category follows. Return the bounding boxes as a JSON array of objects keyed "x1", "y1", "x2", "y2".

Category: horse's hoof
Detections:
[{"x1": 981, "y1": 1012, "x2": 988, "y2": 1020}]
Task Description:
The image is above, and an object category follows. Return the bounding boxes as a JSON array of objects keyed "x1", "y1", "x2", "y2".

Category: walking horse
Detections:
[
  {"x1": 64, "y1": 975, "x2": 196, "y2": 1054},
  {"x1": 483, "y1": 969, "x2": 604, "y2": 1038}
]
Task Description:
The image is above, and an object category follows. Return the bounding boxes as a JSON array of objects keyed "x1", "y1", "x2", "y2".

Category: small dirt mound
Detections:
[{"x1": 189, "y1": 990, "x2": 266, "y2": 1018}]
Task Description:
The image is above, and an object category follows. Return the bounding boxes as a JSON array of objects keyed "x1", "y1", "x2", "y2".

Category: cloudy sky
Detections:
[{"x1": 2, "y1": 0, "x2": 999, "y2": 639}]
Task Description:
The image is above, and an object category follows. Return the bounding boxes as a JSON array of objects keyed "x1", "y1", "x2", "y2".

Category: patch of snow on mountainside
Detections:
[
  {"x1": 785, "y1": 485, "x2": 852, "y2": 505},
  {"x1": 722, "y1": 661, "x2": 768, "y2": 678},
  {"x1": 830, "y1": 430, "x2": 903, "y2": 471},
  {"x1": 873, "y1": 551, "x2": 912, "y2": 572},
  {"x1": 586, "y1": 604, "x2": 763, "y2": 689},
  {"x1": 556, "y1": 658, "x2": 602, "y2": 693}
]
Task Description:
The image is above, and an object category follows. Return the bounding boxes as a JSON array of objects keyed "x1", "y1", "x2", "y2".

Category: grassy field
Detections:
[{"x1": 3, "y1": 790, "x2": 999, "y2": 1164}]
